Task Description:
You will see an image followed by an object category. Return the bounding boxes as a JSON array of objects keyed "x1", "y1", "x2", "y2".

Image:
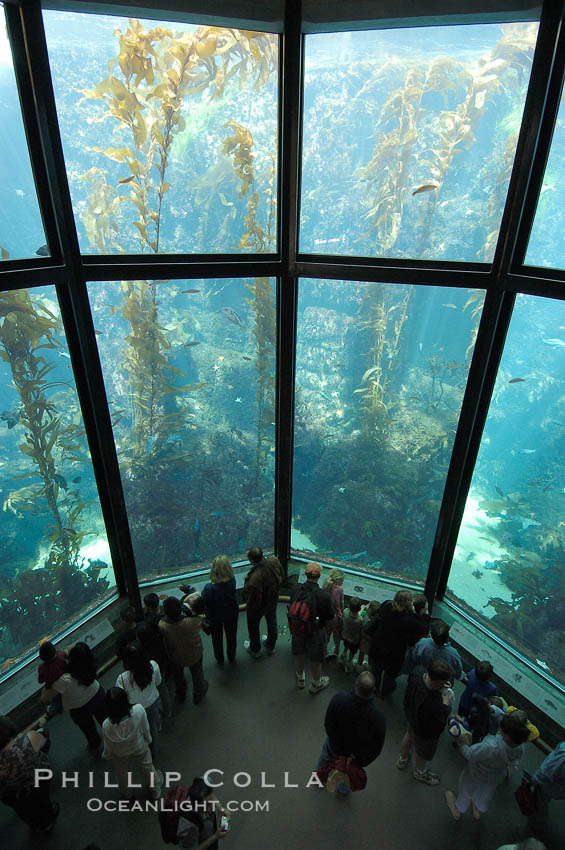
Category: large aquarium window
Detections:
[
  {"x1": 88, "y1": 277, "x2": 276, "y2": 579},
  {"x1": 300, "y1": 22, "x2": 537, "y2": 261},
  {"x1": 0, "y1": 6, "x2": 46, "y2": 262},
  {"x1": 291, "y1": 279, "x2": 484, "y2": 582},
  {"x1": 525, "y1": 93, "x2": 565, "y2": 270},
  {"x1": 43, "y1": 11, "x2": 279, "y2": 255},
  {"x1": 0, "y1": 287, "x2": 115, "y2": 674},
  {"x1": 447, "y1": 293, "x2": 565, "y2": 686}
]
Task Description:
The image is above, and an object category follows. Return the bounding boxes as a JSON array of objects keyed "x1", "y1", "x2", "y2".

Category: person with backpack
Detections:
[{"x1": 288, "y1": 562, "x2": 334, "y2": 694}]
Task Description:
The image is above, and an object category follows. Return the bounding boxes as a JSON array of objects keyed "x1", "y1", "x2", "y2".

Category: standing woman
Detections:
[
  {"x1": 201, "y1": 555, "x2": 239, "y2": 664},
  {"x1": 323, "y1": 569, "x2": 344, "y2": 660},
  {"x1": 0, "y1": 716, "x2": 59, "y2": 832},
  {"x1": 102, "y1": 687, "x2": 162, "y2": 800},
  {"x1": 117, "y1": 642, "x2": 162, "y2": 754},
  {"x1": 40, "y1": 641, "x2": 106, "y2": 753}
]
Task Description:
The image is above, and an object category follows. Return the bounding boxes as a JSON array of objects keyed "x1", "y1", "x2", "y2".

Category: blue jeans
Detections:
[
  {"x1": 316, "y1": 737, "x2": 351, "y2": 797},
  {"x1": 247, "y1": 606, "x2": 278, "y2": 654}
]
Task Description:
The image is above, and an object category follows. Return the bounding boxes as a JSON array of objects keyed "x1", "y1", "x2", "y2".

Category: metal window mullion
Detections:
[
  {"x1": 492, "y1": 0, "x2": 564, "y2": 277},
  {"x1": 426, "y1": 288, "x2": 516, "y2": 602},
  {"x1": 16, "y1": 0, "x2": 140, "y2": 608}
]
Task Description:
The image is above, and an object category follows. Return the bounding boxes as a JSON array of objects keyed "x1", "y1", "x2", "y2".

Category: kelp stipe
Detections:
[
  {"x1": 245, "y1": 278, "x2": 275, "y2": 481},
  {"x1": 0, "y1": 290, "x2": 108, "y2": 660}
]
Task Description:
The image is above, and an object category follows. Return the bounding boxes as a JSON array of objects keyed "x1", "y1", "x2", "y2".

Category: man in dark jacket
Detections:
[
  {"x1": 397, "y1": 658, "x2": 454, "y2": 785},
  {"x1": 316, "y1": 671, "x2": 386, "y2": 796},
  {"x1": 242, "y1": 547, "x2": 284, "y2": 658},
  {"x1": 288, "y1": 562, "x2": 334, "y2": 694}
]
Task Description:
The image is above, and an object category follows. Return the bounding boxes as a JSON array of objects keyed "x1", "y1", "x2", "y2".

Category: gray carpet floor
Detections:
[{"x1": 1, "y1": 616, "x2": 563, "y2": 850}]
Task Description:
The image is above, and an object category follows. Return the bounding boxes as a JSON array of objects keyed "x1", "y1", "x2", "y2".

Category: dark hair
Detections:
[
  {"x1": 431, "y1": 620, "x2": 450, "y2": 646},
  {"x1": 413, "y1": 594, "x2": 428, "y2": 615},
  {"x1": 427, "y1": 658, "x2": 454, "y2": 682},
  {"x1": 247, "y1": 546, "x2": 263, "y2": 564},
  {"x1": 186, "y1": 777, "x2": 213, "y2": 830},
  {"x1": 190, "y1": 595, "x2": 206, "y2": 615},
  {"x1": 349, "y1": 597, "x2": 362, "y2": 614},
  {"x1": 163, "y1": 596, "x2": 183, "y2": 622},
  {"x1": 39, "y1": 641, "x2": 57, "y2": 662},
  {"x1": 105, "y1": 687, "x2": 132, "y2": 724},
  {"x1": 475, "y1": 660, "x2": 494, "y2": 681},
  {"x1": 67, "y1": 642, "x2": 97, "y2": 686},
  {"x1": 500, "y1": 714, "x2": 530, "y2": 746},
  {"x1": 0, "y1": 716, "x2": 17, "y2": 749},
  {"x1": 122, "y1": 642, "x2": 153, "y2": 691},
  {"x1": 143, "y1": 593, "x2": 160, "y2": 610},
  {"x1": 120, "y1": 605, "x2": 136, "y2": 625}
]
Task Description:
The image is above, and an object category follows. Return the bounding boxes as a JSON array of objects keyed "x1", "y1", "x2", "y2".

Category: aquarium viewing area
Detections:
[{"x1": 1, "y1": 0, "x2": 565, "y2": 755}]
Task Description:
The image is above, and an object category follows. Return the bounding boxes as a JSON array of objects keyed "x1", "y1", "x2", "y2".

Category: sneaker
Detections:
[
  {"x1": 296, "y1": 673, "x2": 306, "y2": 689},
  {"x1": 309, "y1": 676, "x2": 330, "y2": 694},
  {"x1": 244, "y1": 640, "x2": 261, "y2": 658},
  {"x1": 261, "y1": 637, "x2": 275, "y2": 656},
  {"x1": 396, "y1": 754, "x2": 410, "y2": 770},
  {"x1": 445, "y1": 790, "x2": 461, "y2": 820},
  {"x1": 344, "y1": 660, "x2": 352, "y2": 673},
  {"x1": 472, "y1": 801, "x2": 482, "y2": 821},
  {"x1": 413, "y1": 769, "x2": 440, "y2": 786}
]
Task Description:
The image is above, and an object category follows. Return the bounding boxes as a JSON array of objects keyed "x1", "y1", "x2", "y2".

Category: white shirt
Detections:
[
  {"x1": 115, "y1": 661, "x2": 161, "y2": 709},
  {"x1": 102, "y1": 704, "x2": 151, "y2": 759},
  {"x1": 52, "y1": 674, "x2": 100, "y2": 710}
]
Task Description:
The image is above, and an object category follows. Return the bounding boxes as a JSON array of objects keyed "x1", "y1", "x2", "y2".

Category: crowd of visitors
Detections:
[{"x1": 0, "y1": 553, "x2": 562, "y2": 849}]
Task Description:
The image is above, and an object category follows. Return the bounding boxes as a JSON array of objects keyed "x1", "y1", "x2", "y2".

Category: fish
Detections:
[
  {"x1": 184, "y1": 341, "x2": 201, "y2": 347},
  {"x1": 234, "y1": 397, "x2": 242, "y2": 403},
  {"x1": 53, "y1": 473, "x2": 68, "y2": 490},
  {"x1": 242, "y1": 355, "x2": 252, "y2": 361},
  {"x1": 35, "y1": 244, "x2": 49, "y2": 257},
  {"x1": 222, "y1": 307, "x2": 244, "y2": 328},
  {"x1": 412, "y1": 184, "x2": 438, "y2": 195},
  {"x1": 0, "y1": 408, "x2": 21, "y2": 429},
  {"x1": 338, "y1": 487, "x2": 346, "y2": 494},
  {"x1": 442, "y1": 303, "x2": 457, "y2": 309},
  {"x1": 71, "y1": 476, "x2": 81, "y2": 484},
  {"x1": 495, "y1": 486, "x2": 505, "y2": 498},
  {"x1": 510, "y1": 449, "x2": 536, "y2": 456},
  {"x1": 182, "y1": 289, "x2": 201, "y2": 294},
  {"x1": 342, "y1": 551, "x2": 367, "y2": 561},
  {"x1": 118, "y1": 175, "x2": 135, "y2": 184},
  {"x1": 472, "y1": 569, "x2": 483, "y2": 579},
  {"x1": 466, "y1": 552, "x2": 476, "y2": 562},
  {"x1": 508, "y1": 378, "x2": 525, "y2": 384},
  {"x1": 543, "y1": 482, "x2": 552, "y2": 492},
  {"x1": 542, "y1": 337, "x2": 565, "y2": 348},
  {"x1": 209, "y1": 510, "x2": 225, "y2": 517}
]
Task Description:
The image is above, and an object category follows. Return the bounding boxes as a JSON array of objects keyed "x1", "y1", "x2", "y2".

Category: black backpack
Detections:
[
  {"x1": 158, "y1": 785, "x2": 190, "y2": 844},
  {"x1": 287, "y1": 585, "x2": 317, "y2": 637}
]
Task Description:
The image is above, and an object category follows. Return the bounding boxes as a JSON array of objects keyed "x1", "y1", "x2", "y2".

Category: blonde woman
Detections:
[
  {"x1": 364, "y1": 590, "x2": 429, "y2": 696},
  {"x1": 201, "y1": 555, "x2": 239, "y2": 664},
  {"x1": 323, "y1": 568, "x2": 344, "y2": 660}
]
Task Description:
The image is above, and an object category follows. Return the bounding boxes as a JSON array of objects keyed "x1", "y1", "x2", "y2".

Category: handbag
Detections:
[{"x1": 514, "y1": 778, "x2": 538, "y2": 815}]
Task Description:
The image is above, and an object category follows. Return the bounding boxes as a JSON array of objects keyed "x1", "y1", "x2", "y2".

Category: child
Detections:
[
  {"x1": 403, "y1": 595, "x2": 431, "y2": 674},
  {"x1": 338, "y1": 597, "x2": 363, "y2": 672},
  {"x1": 458, "y1": 660, "x2": 497, "y2": 717},
  {"x1": 490, "y1": 704, "x2": 539, "y2": 743},
  {"x1": 323, "y1": 569, "x2": 344, "y2": 659},
  {"x1": 446, "y1": 714, "x2": 530, "y2": 820},
  {"x1": 357, "y1": 601, "x2": 380, "y2": 672},
  {"x1": 37, "y1": 641, "x2": 66, "y2": 718}
]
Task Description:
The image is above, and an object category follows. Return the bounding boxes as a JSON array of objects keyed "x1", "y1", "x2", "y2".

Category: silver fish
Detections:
[{"x1": 542, "y1": 337, "x2": 565, "y2": 348}]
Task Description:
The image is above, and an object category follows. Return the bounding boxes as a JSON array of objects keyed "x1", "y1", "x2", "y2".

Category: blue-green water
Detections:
[{"x1": 1, "y1": 12, "x2": 564, "y2": 687}]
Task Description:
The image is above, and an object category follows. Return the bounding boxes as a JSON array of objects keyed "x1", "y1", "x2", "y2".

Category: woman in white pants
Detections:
[
  {"x1": 102, "y1": 687, "x2": 162, "y2": 800},
  {"x1": 446, "y1": 714, "x2": 530, "y2": 821}
]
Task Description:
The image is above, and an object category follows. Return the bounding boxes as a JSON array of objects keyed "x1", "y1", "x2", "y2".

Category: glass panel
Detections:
[
  {"x1": 43, "y1": 11, "x2": 278, "y2": 255},
  {"x1": 291, "y1": 279, "x2": 484, "y2": 582},
  {"x1": 88, "y1": 278, "x2": 276, "y2": 579},
  {"x1": 301, "y1": 22, "x2": 538, "y2": 261},
  {"x1": 448, "y1": 294, "x2": 565, "y2": 686},
  {"x1": 0, "y1": 6, "x2": 46, "y2": 262},
  {"x1": 525, "y1": 94, "x2": 565, "y2": 269},
  {"x1": 0, "y1": 286, "x2": 114, "y2": 674}
]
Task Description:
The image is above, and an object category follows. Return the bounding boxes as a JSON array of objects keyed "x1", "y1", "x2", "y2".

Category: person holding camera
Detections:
[
  {"x1": 177, "y1": 776, "x2": 229, "y2": 849},
  {"x1": 0, "y1": 714, "x2": 59, "y2": 832},
  {"x1": 159, "y1": 596, "x2": 209, "y2": 705}
]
